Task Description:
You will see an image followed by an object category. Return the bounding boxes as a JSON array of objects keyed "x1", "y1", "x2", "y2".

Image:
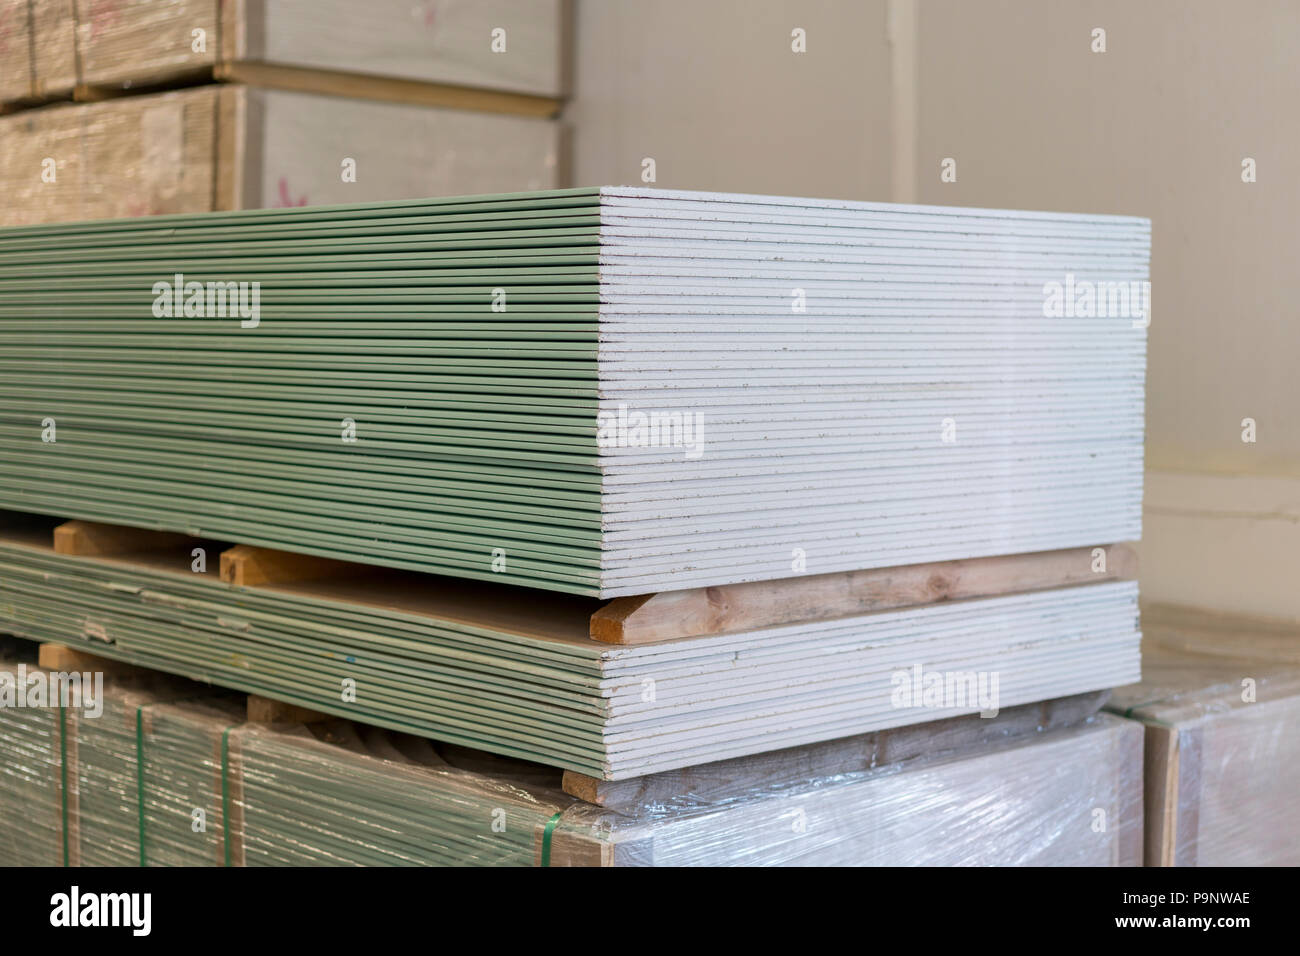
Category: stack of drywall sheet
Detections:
[
  {"x1": 0, "y1": 188, "x2": 1149, "y2": 596},
  {"x1": 0, "y1": 524, "x2": 1142, "y2": 779},
  {"x1": 1108, "y1": 605, "x2": 1300, "y2": 866},
  {"x1": 0, "y1": 654, "x2": 1142, "y2": 866},
  {"x1": 0, "y1": 86, "x2": 560, "y2": 225}
]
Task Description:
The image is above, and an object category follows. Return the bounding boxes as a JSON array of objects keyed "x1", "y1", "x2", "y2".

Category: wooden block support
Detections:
[
  {"x1": 38, "y1": 642, "x2": 134, "y2": 675},
  {"x1": 529, "y1": 819, "x2": 654, "y2": 867},
  {"x1": 246, "y1": 694, "x2": 331, "y2": 725},
  {"x1": 53, "y1": 520, "x2": 193, "y2": 557},
  {"x1": 591, "y1": 544, "x2": 1138, "y2": 645},
  {"x1": 220, "y1": 544, "x2": 354, "y2": 588}
]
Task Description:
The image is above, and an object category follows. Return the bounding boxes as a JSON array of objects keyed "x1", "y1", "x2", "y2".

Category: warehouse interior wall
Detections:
[
  {"x1": 563, "y1": 0, "x2": 895, "y2": 199},
  {"x1": 566, "y1": 0, "x2": 1299, "y2": 623},
  {"x1": 912, "y1": 0, "x2": 1300, "y2": 622}
]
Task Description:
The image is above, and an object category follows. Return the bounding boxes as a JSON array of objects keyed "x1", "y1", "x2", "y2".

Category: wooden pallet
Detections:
[{"x1": 43, "y1": 512, "x2": 1136, "y2": 644}]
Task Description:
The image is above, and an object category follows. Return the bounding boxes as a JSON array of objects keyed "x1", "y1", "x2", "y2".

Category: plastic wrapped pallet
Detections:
[
  {"x1": 230, "y1": 723, "x2": 572, "y2": 866},
  {"x1": 66, "y1": 688, "x2": 243, "y2": 867},
  {"x1": 1108, "y1": 605, "x2": 1300, "y2": 867},
  {"x1": 0, "y1": 645, "x2": 241, "y2": 866},
  {"x1": 571, "y1": 713, "x2": 1144, "y2": 866},
  {"x1": 0, "y1": 641, "x2": 64, "y2": 866},
  {"x1": 27, "y1": 0, "x2": 566, "y2": 101},
  {"x1": 0, "y1": 85, "x2": 560, "y2": 225},
  {"x1": 0, "y1": 654, "x2": 1144, "y2": 865}
]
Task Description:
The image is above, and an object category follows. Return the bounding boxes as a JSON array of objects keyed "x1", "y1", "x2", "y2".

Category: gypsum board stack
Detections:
[
  {"x1": 0, "y1": 190, "x2": 606, "y2": 595},
  {"x1": 0, "y1": 188, "x2": 1149, "y2": 597},
  {"x1": 0, "y1": 527, "x2": 1141, "y2": 779},
  {"x1": 0, "y1": 652, "x2": 559, "y2": 867},
  {"x1": 238, "y1": 711, "x2": 1143, "y2": 866},
  {"x1": 234, "y1": 722, "x2": 568, "y2": 866}
]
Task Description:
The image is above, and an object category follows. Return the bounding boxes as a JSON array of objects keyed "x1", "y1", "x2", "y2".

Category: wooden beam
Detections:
[
  {"x1": 219, "y1": 544, "x2": 353, "y2": 588},
  {"x1": 53, "y1": 520, "x2": 193, "y2": 557},
  {"x1": 529, "y1": 820, "x2": 654, "y2": 867},
  {"x1": 37, "y1": 643, "x2": 133, "y2": 675},
  {"x1": 591, "y1": 544, "x2": 1137, "y2": 645}
]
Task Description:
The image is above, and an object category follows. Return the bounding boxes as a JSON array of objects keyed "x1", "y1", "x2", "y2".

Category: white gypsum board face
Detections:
[
  {"x1": 598, "y1": 186, "x2": 1149, "y2": 226},
  {"x1": 589, "y1": 189, "x2": 1146, "y2": 595}
]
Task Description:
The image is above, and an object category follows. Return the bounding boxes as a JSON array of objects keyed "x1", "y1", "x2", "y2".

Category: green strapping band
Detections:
[
  {"x1": 58, "y1": 705, "x2": 69, "y2": 867},
  {"x1": 221, "y1": 726, "x2": 235, "y2": 867},
  {"x1": 541, "y1": 811, "x2": 563, "y2": 867},
  {"x1": 135, "y1": 706, "x2": 147, "y2": 867}
]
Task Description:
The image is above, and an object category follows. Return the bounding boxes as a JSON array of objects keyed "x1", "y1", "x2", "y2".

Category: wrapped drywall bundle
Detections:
[
  {"x1": 66, "y1": 689, "x2": 244, "y2": 867},
  {"x1": 231, "y1": 710, "x2": 1144, "y2": 867},
  {"x1": 0, "y1": 646, "x2": 241, "y2": 867},
  {"x1": 1108, "y1": 605, "x2": 1300, "y2": 867},
  {"x1": 0, "y1": 654, "x2": 1142, "y2": 866},
  {"x1": 0, "y1": 640, "x2": 65, "y2": 865},
  {"x1": 0, "y1": 86, "x2": 560, "y2": 226}
]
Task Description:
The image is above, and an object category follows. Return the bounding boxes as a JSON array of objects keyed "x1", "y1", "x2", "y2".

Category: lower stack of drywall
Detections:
[
  {"x1": 0, "y1": 652, "x2": 1143, "y2": 866},
  {"x1": 0, "y1": 522, "x2": 1142, "y2": 779},
  {"x1": 1108, "y1": 605, "x2": 1300, "y2": 867}
]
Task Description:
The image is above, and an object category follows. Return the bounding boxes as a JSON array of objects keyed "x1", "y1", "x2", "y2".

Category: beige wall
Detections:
[
  {"x1": 912, "y1": 0, "x2": 1300, "y2": 621},
  {"x1": 567, "y1": 0, "x2": 1300, "y2": 620},
  {"x1": 564, "y1": 0, "x2": 895, "y2": 199},
  {"x1": 914, "y1": 0, "x2": 1300, "y2": 476}
]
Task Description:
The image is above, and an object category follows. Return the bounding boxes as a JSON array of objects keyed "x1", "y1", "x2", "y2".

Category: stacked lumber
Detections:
[
  {"x1": 0, "y1": 517, "x2": 1141, "y2": 779},
  {"x1": 0, "y1": 188, "x2": 1149, "y2": 595},
  {"x1": 1108, "y1": 605, "x2": 1300, "y2": 867},
  {"x1": 0, "y1": 646, "x2": 1142, "y2": 866}
]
